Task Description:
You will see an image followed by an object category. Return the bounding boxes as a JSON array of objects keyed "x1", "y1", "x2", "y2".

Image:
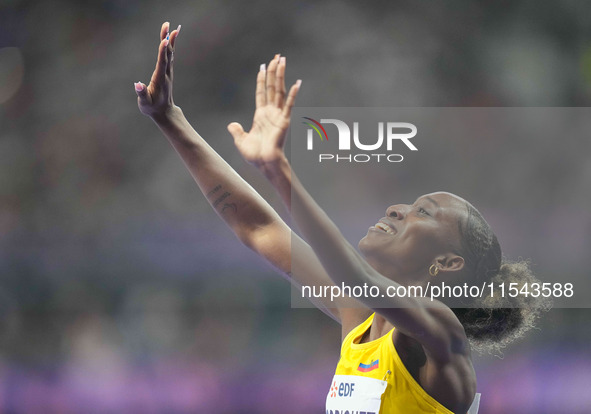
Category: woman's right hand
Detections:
[
  {"x1": 228, "y1": 55, "x2": 301, "y2": 171},
  {"x1": 135, "y1": 22, "x2": 181, "y2": 119}
]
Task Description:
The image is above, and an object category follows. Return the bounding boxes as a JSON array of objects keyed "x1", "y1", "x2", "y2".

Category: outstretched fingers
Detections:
[
  {"x1": 166, "y1": 25, "x2": 181, "y2": 79},
  {"x1": 256, "y1": 55, "x2": 298, "y2": 111},
  {"x1": 150, "y1": 26, "x2": 171, "y2": 88},
  {"x1": 266, "y1": 54, "x2": 279, "y2": 105},
  {"x1": 275, "y1": 56, "x2": 286, "y2": 108},
  {"x1": 255, "y1": 64, "x2": 267, "y2": 108},
  {"x1": 227, "y1": 122, "x2": 246, "y2": 144},
  {"x1": 170, "y1": 24, "x2": 181, "y2": 48},
  {"x1": 152, "y1": 38, "x2": 169, "y2": 85},
  {"x1": 283, "y1": 80, "x2": 301, "y2": 118},
  {"x1": 160, "y1": 22, "x2": 170, "y2": 41},
  {"x1": 134, "y1": 81, "x2": 149, "y2": 104}
]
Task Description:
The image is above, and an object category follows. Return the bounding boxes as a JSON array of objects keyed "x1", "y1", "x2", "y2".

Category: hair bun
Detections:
[{"x1": 453, "y1": 259, "x2": 551, "y2": 355}]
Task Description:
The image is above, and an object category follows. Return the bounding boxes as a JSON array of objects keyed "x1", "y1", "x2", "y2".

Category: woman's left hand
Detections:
[
  {"x1": 135, "y1": 22, "x2": 181, "y2": 119},
  {"x1": 228, "y1": 55, "x2": 301, "y2": 170}
]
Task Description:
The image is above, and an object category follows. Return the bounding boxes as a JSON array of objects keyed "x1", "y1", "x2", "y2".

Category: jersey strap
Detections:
[{"x1": 467, "y1": 393, "x2": 481, "y2": 414}]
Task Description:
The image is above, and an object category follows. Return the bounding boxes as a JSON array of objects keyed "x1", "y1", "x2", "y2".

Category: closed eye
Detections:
[{"x1": 418, "y1": 207, "x2": 430, "y2": 216}]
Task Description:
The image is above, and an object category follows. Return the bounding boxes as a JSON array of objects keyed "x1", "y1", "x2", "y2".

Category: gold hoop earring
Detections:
[{"x1": 429, "y1": 264, "x2": 439, "y2": 277}]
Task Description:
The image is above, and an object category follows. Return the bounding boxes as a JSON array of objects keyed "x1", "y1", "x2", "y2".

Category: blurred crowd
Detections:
[{"x1": 1, "y1": 0, "x2": 591, "y2": 412}]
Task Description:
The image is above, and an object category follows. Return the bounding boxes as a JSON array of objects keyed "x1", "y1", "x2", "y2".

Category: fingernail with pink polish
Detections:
[
  {"x1": 177, "y1": 25, "x2": 181, "y2": 34},
  {"x1": 296, "y1": 79, "x2": 302, "y2": 87},
  {"x1": 134, "y1": 82, "x2": 143, "y2": 92},
  {"x1": 260, "y1": 64, "x2": 266, "y2": 72},
  {"x1": 280, "y1": 56, "x2": 286, "y2": 64}
]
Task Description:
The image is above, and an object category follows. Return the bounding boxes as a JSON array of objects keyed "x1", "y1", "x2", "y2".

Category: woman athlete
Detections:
[{"x1": 135, "y1": 22, "x2": 545, "y2": 414}]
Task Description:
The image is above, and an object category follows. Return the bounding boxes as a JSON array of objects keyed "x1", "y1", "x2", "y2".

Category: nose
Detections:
[{"x1": 386, "y1": 204, "x2": 407, "y2": 220}]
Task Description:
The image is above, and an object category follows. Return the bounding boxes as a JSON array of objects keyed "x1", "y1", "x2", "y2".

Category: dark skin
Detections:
[
  {"x1": 136, "y1": 23, "x2": 476, "y2": 413},
  {"x1": 343, "y1": 192, "x2": 477, "y2": 412},
  {"x1": 230, "y1": 56, "x2": 477, "y2": 412}
]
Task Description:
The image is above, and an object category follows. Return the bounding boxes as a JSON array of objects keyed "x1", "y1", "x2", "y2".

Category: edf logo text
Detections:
[{"x1": 338, "y1": 382, "x2": 355, "y2": 397}]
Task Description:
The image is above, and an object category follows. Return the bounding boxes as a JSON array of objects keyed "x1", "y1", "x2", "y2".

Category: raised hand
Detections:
[
  {"x1": 135, "y1": 22, "x2": 181, "y2": 118},
  {"x1": 228, "y1": 55, "x2": 301, "y2": 169}
]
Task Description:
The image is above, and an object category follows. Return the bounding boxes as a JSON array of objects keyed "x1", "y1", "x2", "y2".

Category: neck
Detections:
[{"x1": 365, "y1": 258, "x2": 429, "y2": 289}]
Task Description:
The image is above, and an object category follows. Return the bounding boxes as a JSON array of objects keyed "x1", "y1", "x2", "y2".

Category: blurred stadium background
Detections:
[{"x1": 1, "y1": 0, "x2": 591, "y2": 412}]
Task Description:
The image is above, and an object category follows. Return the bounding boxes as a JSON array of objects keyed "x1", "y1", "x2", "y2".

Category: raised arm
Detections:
[
  {"x1": 135, "y1": 23, "x2": 278, "y2": 248},
  {"x1": 232, "y1": 55, "x2": 469, "y2": 362},
  {"x1": 134, "y1": 23, "x2": 368, "y2": 326}
]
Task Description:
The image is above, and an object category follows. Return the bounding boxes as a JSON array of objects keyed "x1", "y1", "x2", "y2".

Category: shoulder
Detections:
[
  {"x1": 419, "y1": 307, "x2": 476, "y2": 413},
  {"x1": 378, "y1": 301, "x2": 469, "y2": 363},
  {"x1": 422, "y1": 343, "x2": 477, "y2": 413},
  {"x1": 422, "y1": 305, "x2": 470, "y2": 361},
  {"x1": 390, "y1": 310, "x2": 476, "y2": 413}
]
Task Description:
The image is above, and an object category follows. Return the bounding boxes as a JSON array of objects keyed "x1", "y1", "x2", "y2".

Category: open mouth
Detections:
[{"x1": 375, "y1": 221, "x2": 395, "y2": 235}]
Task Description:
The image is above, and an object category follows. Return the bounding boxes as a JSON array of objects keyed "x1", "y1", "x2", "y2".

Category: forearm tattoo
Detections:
[
  {"x1": 207, "y1": 184, "x2": 237, "y2": 214},
  {"x1": 206, "y1": 184, "x2": 222, "y2": 198},
  {"x1": 221, "y1": 203, "x2": 237, "y2": 214}
]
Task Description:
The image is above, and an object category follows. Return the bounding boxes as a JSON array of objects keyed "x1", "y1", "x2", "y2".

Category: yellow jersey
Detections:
[{"x1": 325, "y1": 313, "x2": 456, "y2": 414}]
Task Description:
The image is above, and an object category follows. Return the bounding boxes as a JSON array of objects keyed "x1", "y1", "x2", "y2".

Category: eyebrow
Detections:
[{"x1": 425, "y1": 196, "x2": 440, "y2": 209}]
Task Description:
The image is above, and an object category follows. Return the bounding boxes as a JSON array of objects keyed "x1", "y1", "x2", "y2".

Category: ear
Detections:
[{"x1": 434, "y1": 254, "x2": 465, "y2": 273}]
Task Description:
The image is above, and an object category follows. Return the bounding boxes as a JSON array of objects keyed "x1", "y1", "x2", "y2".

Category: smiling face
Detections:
[{"x1": 358, "y1": 192, "x2": 468, "y2": 285}]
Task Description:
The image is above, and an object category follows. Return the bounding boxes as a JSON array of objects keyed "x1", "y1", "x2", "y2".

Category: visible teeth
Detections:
[{"x1": 375, "y1": 223, "x2": 394, "y2": 234}]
